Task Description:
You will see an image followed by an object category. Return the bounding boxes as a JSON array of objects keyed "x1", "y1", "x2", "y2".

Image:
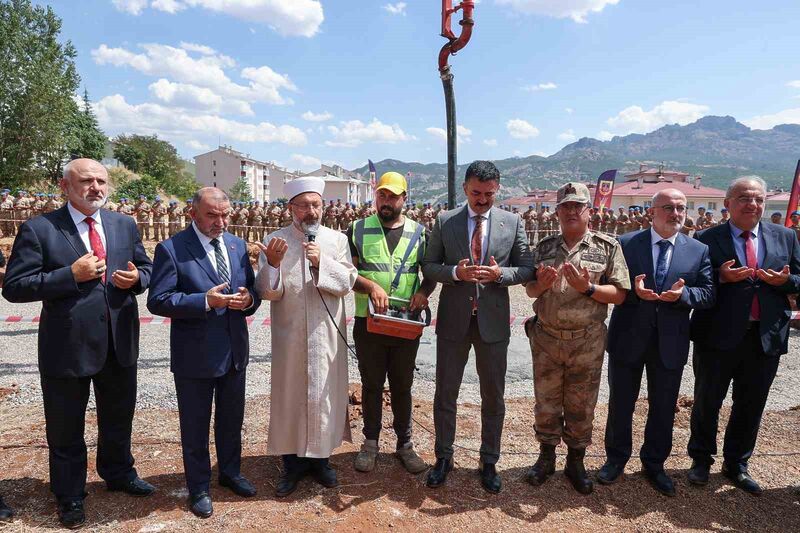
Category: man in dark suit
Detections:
[
  {"x1": 688, "y1": 176, "x2": 800, "y2": 495},
  {"x1": 600, "y1": 189, "x2": 715, "y2": 496},
  {"x1": 147, "y1": 187, "x2": 260, "y2": 518},
  {"x1": 3, "y1": 159, "x2": 154, "y2": 529},
  {"x1": 422, "y1": 161, "x2": 534, "y2": 493}
]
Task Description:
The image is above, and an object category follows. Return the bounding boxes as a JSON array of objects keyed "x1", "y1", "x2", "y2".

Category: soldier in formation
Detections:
[
  {"x1": 135, "y1": 195, "x2": 152, "y2": 240},
  {"x1": 152, "y1": 196, "x2": 168, "y2": 242}
]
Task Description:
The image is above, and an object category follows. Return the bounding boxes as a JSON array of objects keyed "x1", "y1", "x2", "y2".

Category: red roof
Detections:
[{"x1": 611, "y1": 179, "x2": 725, "y2": 198}]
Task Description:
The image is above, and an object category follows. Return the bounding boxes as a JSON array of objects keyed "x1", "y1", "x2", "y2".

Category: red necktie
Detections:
[
  {"x1": 741, "y1": 230, "x2": 760, "y2": 320},
  {"x1": 471, "y1": 215, "x2": 483, "y2": 311},
  {"x1": 85, "y1": 217, "x2": 106, "y2": 283}
]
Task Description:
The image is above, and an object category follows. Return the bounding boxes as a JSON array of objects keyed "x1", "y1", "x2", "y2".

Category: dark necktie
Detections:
[
  {"x1": 210, "y1": 238, "x2": 230, "y2": 289},
  {"x1": 740, "y1": 231, "x2": 761, "y2": 320},
  {"x1": 471, "y1": 215, "x2": 484, "y2": 312},
  {"x1": 654, "y1": 239, "x2": 671, "y2": 293},
  {"x1": 84, "y1": 217, "x2": 106, "y2": 283}
]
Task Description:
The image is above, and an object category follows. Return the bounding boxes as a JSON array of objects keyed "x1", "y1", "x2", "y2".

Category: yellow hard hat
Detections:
[{"x1": 376, "y1": 172, "x2": 407, "y2": 195}]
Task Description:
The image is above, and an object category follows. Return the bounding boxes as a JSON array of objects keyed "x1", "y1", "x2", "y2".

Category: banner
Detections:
[
  {"x1": 784, "y1": 160, "x2": 800, "y2": 227},
  {"x1": 593, "y1": 169, "x2": 617, "y2": 209},
  {"x1": 368, "y1": 159, "x2": 377, "y2": 190}
]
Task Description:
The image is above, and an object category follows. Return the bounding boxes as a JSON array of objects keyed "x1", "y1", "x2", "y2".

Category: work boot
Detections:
[
  {"x1": 395, "y1": 442, "x2": 428, "y2": 474},
  {"x1": 525, "y1": 443, "x2": 556, "y2": 486},
  {"x1": 354, "y1": 439, "x2": 379, "y2": 472},
  {"x1": 564, "y1": 447, "x2": 593, "y2": 495}
]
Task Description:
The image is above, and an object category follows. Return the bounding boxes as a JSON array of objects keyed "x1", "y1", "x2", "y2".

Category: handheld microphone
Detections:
[{"x1": 304, "y1": 221, "x2": 320, "y2": 242}]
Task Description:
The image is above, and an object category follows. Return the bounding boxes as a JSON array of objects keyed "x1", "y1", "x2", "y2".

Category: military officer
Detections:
[
  {"x1": 524, "y1": 182, "x2": 630, "y2": 495},
  {"x1": 167, "y1": 200, "x2": 180, "y2": 237},
  {"x1": 135, "y1": 195, "x2": 152, "y2": 240},
  {"x1": 152, "y1": 196, "x2": 168, "y2": 242},
  {"x1": 0, "y1": 190, "x2": 14, "y2": 238},
  {"x1": 523, "y1": 205, "x2": 537, "y2": 244}
]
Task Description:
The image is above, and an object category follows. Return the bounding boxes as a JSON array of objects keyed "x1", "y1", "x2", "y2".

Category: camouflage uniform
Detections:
[
  {"x1": 267, "y1": 202, "x2": 281, "y2": 233},
  {"x1": 14, "y1": 192, "x2": 32, "y2": 232},
  {"x1": 280, "y1": 204, "x2": 292, "y2": 227},
  {"x1": 182, "y1": 202, "x2": 193, "y2": 229},
  {"x1": 31, "y1": 194, "x2": 46, "y2": 217},
  {"x1": 235, "y1": 204, "x2": 249, "y2": 238},
  {"x1": 42, "y1": 196, "x2": 58, "y2": 214},
  {"x1": 523, "y1": 207, "x2": 537, "y2": 245},
  {"x1": 135, "y1": 199, "x2": 152, "y2": 240},
  {"x1": 249, "y1": 203, "x2": 265, "y2": 241},
  {"x1": 152, "y1": 199, "x2": 168, "y2": 242},
  {"x1": 119, "y1": 199, "x2": 135, "y2": 218},
  {"x1": 0, "y1": 193, "x2": 14, "y2": 237},
  {"x1": 167, "y1": 202, "x2": 181, "y2": 237},
  {"x1": 323, "y1": 202, "x2": 337, "y2": 228},
  {"x1": 529, "y1": 231, "x2": 630, "y2": 449}
]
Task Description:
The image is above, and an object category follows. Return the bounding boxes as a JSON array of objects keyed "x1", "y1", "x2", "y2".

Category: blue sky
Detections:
[{"x1": 43, "y1": 0, "x2": 800, "y2": 171}]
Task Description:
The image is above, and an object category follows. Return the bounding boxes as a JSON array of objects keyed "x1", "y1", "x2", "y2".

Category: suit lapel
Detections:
[
  {"x1": 715, "y1": 222, "x2": 740, "y2": 267},
  {"x1": 636, "y1": 230, "x2": 657, "y2": 290},
  {"x1": 184, "y1": 228, "x2": 222, "y2": 285},
  {"x1": 223, "y1": 232, "x2": 239, "y2": 289},
  {"x1": 55, "y1": 205, "x2": 88, "y2": 258},
  {"x1": 663, "y1": 232, "x2": 686, "y2": 288},
  {"x1": 759, "y1": 222, "x2": 777, "y2": 269},
  {"x1": 486, "y1": 207, "x2": 503, "y2": 265},
  {"x1": 450, "y1": 206, "x2": 471, "y2": 262},
  {"x1": 100, "y1": 209, "x2": 119, "y2": 272}
]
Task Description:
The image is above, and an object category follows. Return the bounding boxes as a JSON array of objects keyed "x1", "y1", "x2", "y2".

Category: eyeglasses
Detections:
[
  {"x1": 734, "y1": 196, "x2": 765, "y2": 205},
  {"x1": 654, "y1": 205, "x2": 687, "y2": 214},
  {"x1": 557, "y1": 203, "x2": 588, "y2": 214},
  {"x1": 290, "y1": 201, "x2": 323, "y2": 211}
]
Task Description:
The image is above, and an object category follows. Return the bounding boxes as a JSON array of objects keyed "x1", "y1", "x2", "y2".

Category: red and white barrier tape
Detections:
[{"x1": 0, "y1": 315, "x2": 537, "y2": 326}]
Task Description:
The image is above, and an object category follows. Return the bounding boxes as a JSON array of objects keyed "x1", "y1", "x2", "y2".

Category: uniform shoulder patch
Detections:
[{"x1": 592, "y1": 231, "x2": 618, "y2": 246}]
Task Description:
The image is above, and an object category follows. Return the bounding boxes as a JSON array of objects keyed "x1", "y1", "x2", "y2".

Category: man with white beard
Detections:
[{"x1": 254, "y1": 177, "x2": 358, "y2": 497}]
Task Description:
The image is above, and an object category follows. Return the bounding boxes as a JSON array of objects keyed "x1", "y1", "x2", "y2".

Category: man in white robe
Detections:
[{"x1": 254, "y1": 177, "x2": 357, "y2": 497}]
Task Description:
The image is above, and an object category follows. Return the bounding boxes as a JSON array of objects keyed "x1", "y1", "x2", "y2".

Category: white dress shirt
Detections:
[
  {"x1": 192, "y1": 222, "x2": 233, "y2": 311},
  {"x1": 67, "y1": 202, "x2": 106, "y2": 253},
  {"x1": 451, "y1": 205, "x2": 492, "y2": 280},
  {"x1": 650, "y1": 227, "x2": 678, "y2": 274}
]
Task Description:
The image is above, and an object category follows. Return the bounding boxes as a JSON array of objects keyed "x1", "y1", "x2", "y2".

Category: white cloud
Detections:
[
  {"x1": 483, "y1": 138, "x2": 498, "y2": 147},
  {"x1": 597, "y1": 131, "x2": 616, "y2": 141},
  {"x1": 787, "y1": 80, "x2": 800, "y2": 89},
  {"x1": 383, "y1": 2, "x2": 407, "y2": 15},
  {"x1": 565, "y1": 107, "x2": 574, "y2": 114},
  {"x1": 745, "y1": 108, "x2": 800, "y2": 130},
  {"x1": 301, "y1": 110, "x2": 333, "y2": 122},
  {"x1": 148, "y1": 78, "x2": 253, "y2": 115},
  {"x1": 523, "y1": 82, "x2": 557, "y2": 92},
  {"x1": 112, "y1": 0, "x2": 148, "y2": 15},
  {"x1": 425, "y1": 125, "x2": 472, "y2": 144},
  {"x1": 606, "y1": 100, "x2": 710, "y2": 134},
  {"x1": 179, "y1": 41, "x2": 217, "y2": 55},
  {"x1": 506, "y1": 118, "x2": 540, "y2": 139},
  {"x1": 186, "y1": 139, "x2": 211, "y2": 151},
  {"x1": 92, "y1": 43, "x2": 296, "y2": 106},
  {"x1": 326, "y1": 118, "x2": 415, "y2": 148},
  {"x1": 151, "y1": 0, "x2": 185, "y2": 13},
  {"x1": 496, "y1": 0, "x2": 619, "y2": 23},
  {"x1": 94, "y1": 94, "x2": 307, "y2": 146},
  {"x1": 558, "y1": 129, "x2": 576, "y2": 142},
  {"x1": 112, "y1": 0, "x2": 325, "y2": 37},
  {"x1": 289, "y1": 153, "x2": 322, "y2": 171}
]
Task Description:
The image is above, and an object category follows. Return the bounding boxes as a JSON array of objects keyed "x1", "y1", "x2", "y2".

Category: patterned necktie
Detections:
[
  {"x1": 210, "y1": 238, "x2": 230, "y2": 290},
  {"x1": 741, "y1": 231, "x2": 761, "y2": 320},
  {"x1": 654, "y1": 239, "x2": 671, "y2": 293},
  {"x1": 471, "y1": 215, "x2": 484, "y2": 265},
  {"x1": 84, "y1": 217, "x2": 106, "y2": 283}
]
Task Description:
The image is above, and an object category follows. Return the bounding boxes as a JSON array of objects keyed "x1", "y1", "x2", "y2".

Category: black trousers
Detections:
[
  {"x1": 174, "y1": 366, "x2": 246, "y2": 494},
  {"x1": 353, "y1": 318, "x2": 420, "y2": 447},
  {"x1": 604, "y1": 332, "x2": 684, "y2": 471},
  {"x1": 688, "y1": 326, "x2": 780, "y2": 469},
  {"x1": 41, "y1": 350, "x2": 138, "y2": 501},
  {"x1": 433, "y1": 316, "x2": 508, "y2": 465}
]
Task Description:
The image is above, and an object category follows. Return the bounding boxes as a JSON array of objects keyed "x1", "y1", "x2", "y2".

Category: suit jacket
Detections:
[
  {"x1": 146, "y1": 227, "x2": 260, "y2": 378},
  {"x1": 422, "y1": 205, "x2": 534, "y2": 343},
  {"x1": 2, "y1": 206, "x2": 152, "y2": 378},
  {"x1": 690, "y1": 221, "x2": 800, "y2": 357},
  {"x1": 607, "y1": 229, "x2": 715, "y2": 369}
]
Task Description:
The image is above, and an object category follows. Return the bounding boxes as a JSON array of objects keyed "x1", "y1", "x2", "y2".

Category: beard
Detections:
[{"x1": 378, "y1": 204, "x2": 402, "y2": 223}]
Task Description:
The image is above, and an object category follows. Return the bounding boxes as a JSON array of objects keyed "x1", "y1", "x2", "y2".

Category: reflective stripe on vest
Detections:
[{"x1": 352, "y1": 214, "x2": 424, "y2": 317}]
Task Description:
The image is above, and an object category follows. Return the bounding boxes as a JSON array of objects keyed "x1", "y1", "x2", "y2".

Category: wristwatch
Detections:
[{"x1": 583, "y1": 283, "x2": 596, "y2": 297}]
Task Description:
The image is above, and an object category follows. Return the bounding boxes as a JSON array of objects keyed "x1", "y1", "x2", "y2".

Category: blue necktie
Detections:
[{"x1": 655, "y1": 240, "x2": 671, "y2": 293}]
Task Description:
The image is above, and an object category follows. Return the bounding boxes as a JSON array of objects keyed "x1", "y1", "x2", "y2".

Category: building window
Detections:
[
  {"x1": 708, "y1": 201, "x2": 717, "y2": 210},
  {"x1": 213, "y1": 160, "x2": 216, "y2": 166},
  {"x1": 687, "y1": 201, "x2": 695, "y2": 210},
  {"x1": 213, "y1": 171, "x2": 216, "y2": 177}
]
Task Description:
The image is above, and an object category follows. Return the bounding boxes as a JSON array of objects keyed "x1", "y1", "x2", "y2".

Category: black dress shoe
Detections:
[
  {"x1": 58, "y1": 499, "x2": 86, "y2": 529},
  {"x1": 644, "y1": 469, "x2": 676, "y2": 497},
  {"x1": 276, "y1": 470, "x2": 306, "y2": 498},
  {"x1": 597, "y1": 462, "x2": 624, "y2": 485},
  {"x1": 189, "y1": 492, "x2": 213, "y2": 518},
  {"x1": 687, "y1": 461, "x2": 710, "y2": 486},
  {"x1": 0, "y1": 496, "x2": 12, "y2": 521},
  {"x1": 312, "y1": 463, "x2": 339, "y2": 488},
  {"x1": 479, "y1": 462, "x2": 502, "y2": 494},
  {"x1": 107, "y1": 476, "x2": 156, "y2": 496},
  {"x1": 425, "y1": 458, "x2": 453, "y2": 488},
  {"x1": 220, "y1": 475, "x2": 257, "y2": 497},
  {"x1": 722, "y1": 463, "x2": 762, "y2": 496}
]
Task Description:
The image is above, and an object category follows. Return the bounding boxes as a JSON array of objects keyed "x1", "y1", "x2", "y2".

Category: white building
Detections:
[
  {"x1": 302, "y1": 164, "x2": 374, "y2": 205},
  {"x1": 194, "y1": 146, "x2": 300, "y2": 203}
]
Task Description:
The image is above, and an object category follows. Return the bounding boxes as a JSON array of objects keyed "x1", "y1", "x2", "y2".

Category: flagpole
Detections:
[{"x1": 784, "y1": 159, "x2": 800, "y2": 227}]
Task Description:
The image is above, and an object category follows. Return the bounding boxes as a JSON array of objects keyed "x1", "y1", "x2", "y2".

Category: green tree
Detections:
[
  {"x1": 228, "y1": 177, "x2": 253, "y2": 202},
  {"x1": 65, "y1": 89, "x2": 106, "y2": 161},
  {"x1": 112, "y1": 134, "x2": 200, "y2": 198},
  {"x1": 0, "y1": 0, "x2": 80, "y2": 189},
  {"x1": 112, "y1": 173, "x2": 159, "y2": 202}
]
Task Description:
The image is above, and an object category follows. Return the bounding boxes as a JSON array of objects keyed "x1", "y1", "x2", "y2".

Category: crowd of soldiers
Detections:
[{"x1": 4, "y1": 187, "x2": 800, "y2": 244}]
